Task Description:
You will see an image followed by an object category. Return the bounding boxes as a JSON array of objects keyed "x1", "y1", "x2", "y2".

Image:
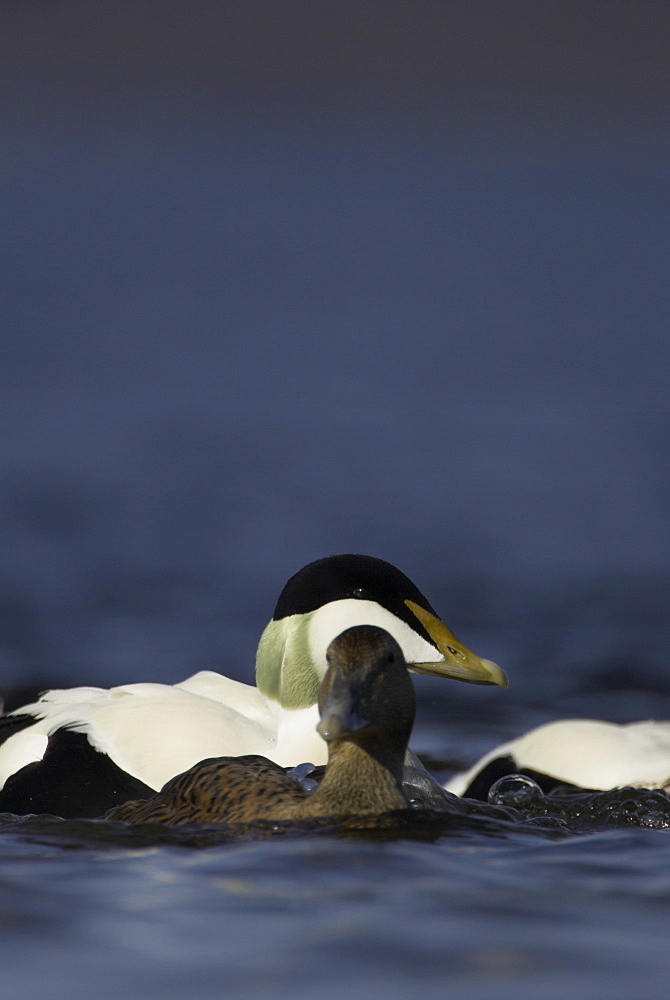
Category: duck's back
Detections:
[
  {"x1": 106, "y1": 755, "x2": 310, "y2": 825},
  {"x1": 0, "y1": 676, "x2": 317, "y2": 815}
]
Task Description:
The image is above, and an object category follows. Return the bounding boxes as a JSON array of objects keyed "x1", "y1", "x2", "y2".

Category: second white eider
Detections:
[
  {"x1": 0, "y1": 554, "x2": 507, "y2": 817},
  {"x1": 444, "y1": 718, "x2": 670, "y2": 800}
]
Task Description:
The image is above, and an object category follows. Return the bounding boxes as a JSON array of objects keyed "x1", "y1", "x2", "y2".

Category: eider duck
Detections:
[
  {"x1": 444, "y1": 718, "x2": 670, "y2": 800},
  {"x1": 107, "y1": 625, "x2": 415, "y2": 825},
  {"x1": 0, "y1": 554, "x2": 506, "y2": 817}
]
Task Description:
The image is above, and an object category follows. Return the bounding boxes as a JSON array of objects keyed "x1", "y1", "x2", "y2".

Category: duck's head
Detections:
[
  {"x1": 255, "y1": 554, "x2": 507, "y2": 709},
  {"x1": 316, "y1": 625, "x2": 415, "y2": 752}
]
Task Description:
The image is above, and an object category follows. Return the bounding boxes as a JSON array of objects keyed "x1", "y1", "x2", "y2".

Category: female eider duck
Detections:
[
  {"x1": 107, "y1": 625, "x2": 415, "y2": 825},
  {"x1": 444, "y1": 719, "x2": 670, "y2": 800},
  {"x1": 0, "y1": 554, "x2": 506, "y2": 817}
]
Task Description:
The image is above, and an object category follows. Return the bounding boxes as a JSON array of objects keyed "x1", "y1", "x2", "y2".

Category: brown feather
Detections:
[{"x1": 105, "y1": 626, "x2": 414, "y2": 826}]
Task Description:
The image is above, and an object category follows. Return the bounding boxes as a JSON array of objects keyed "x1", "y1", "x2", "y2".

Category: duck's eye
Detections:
[{"x1": 352, "y1": 587, "x2": 371, "y2": 600}]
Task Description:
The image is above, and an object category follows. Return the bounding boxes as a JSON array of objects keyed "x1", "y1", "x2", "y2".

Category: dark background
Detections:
[{"x1": 1, "y1": 2, "x2": 668, "y2": 744}]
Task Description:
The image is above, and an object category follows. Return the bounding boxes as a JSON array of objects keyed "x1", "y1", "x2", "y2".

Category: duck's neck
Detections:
[
  {"x1": 298, "y1": 738, "x2": 409, "y2": 818},
  {"x1": 255, "y1": 615, "x2": 321, "y2": 709}
]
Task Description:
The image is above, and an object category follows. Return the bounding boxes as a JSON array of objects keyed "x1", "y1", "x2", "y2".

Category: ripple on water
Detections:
[
  {"x1": 1, "y1": 805, "x2": 670, "y2": 1000},
  {"x1": 488, "y1": 776, "x2": 670, "y2": 831}
]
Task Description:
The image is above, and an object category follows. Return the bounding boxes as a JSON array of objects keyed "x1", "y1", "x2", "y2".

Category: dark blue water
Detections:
[
  {"x1": 2, "y1": 818, "x2": 670, "y2": 1000},
  {"x1": 1, "y1": 3, "x2": 670, "y2": 997}
]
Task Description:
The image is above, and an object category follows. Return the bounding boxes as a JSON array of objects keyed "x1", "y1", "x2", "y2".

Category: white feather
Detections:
[
  {"x1": 0, "y1": 677, "x2": 326, "y2": 792},
  {"x1": 444, "y1": 719, "x2": 670, "y2": 795}
]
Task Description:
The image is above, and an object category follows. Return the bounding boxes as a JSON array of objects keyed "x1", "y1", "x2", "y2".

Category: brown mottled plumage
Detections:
[{"x1": 105, "y1": 625, "x2": 415, "y2": 825}]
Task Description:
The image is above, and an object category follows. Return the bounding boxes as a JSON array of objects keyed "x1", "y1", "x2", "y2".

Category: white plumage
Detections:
[
  {"x1": 0, "y1": 554, "x2": 506, "y2": 816},
  {"x1": 444, "y1": 718, "x2": 670, "y2": 797}
]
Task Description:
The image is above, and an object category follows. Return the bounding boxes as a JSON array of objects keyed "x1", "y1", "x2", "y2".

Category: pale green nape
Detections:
[{"x1": 255, "y1": 613, "x2": 322, "y2": 709}]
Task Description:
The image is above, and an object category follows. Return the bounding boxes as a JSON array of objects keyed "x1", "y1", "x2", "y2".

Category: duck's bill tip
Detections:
[
  {"x1": 409, "y1": 656, "x2": 508, "y2": 687},
  {"x1": 317, "y1": 711, "x2": 368, "y2": 742},
  {"x1": 404, "y1": 600, "x2": 509, "y2": 687},
  {"x1": 316, "y1": 714, "x2": 343, "y2": 741},
  {"x1": 484, "y1": 658, "x2": 508, "y2": 687}
]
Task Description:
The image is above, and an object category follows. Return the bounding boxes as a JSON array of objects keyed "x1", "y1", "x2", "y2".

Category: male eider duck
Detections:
[
  {"x1": 107, "y1": 625, "x2": 415, "y2": 825},
  {"x1": 444, "y1": 718, "x2": 670, "y2": 800},
  {"x1": 0, "y1": 554, "x2": 506, "y2": 817}
]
